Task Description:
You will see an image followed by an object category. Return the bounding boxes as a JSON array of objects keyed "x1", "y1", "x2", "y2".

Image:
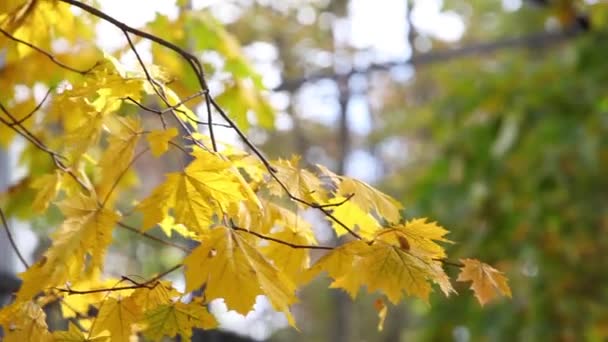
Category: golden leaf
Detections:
[
  {"x1": 89, "y1": 297, "x2": 140, "y2": 342},
  {"x1": 267, "y1": 156, "x2": 328, "y2": 205},
  {"x1": 184, "y1": 226, "x2": 298, "y2": 325},
  {"x1": 457, "y1": 258, "x2": 512, "y2": 306},
  {"x1": 338, "y1": 177, "x2": 402, "y2": 223},
  {"x1": 147, "y1": 127, "x2": 178, "y2": 157},
  {"x1": 307, "y1": 224, "x2": 455, "y2": 304},
  {"x1": 17, "y1": 193, "x2": 119, "y2": 300},
  {"x1": 137, "y1": 150, "x2": 245, "y2": 233},
  {"x1": 0, "y1": 301, "x2": 52, "y2": 342},
  {"x1": 31, "y1": 171, "x2": 61, "y2": 212},
  {"x1": 329, "y1": 196, "x2": 382, "y2": 239}
]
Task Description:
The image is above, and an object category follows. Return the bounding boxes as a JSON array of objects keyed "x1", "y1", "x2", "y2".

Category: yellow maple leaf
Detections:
[
  {"x1": 267, "y1": 156, "x2": 328, "y2": 204},
  {"x1": 375, "y1": 219, "x2": 451, "y2": 259},
  {"x1": 338, "y1": 177, "x2": 402, "y2": 223},
  {"x1": 142, "y1": 302, "x2": 217, "y2": 341},
  {"x1": 53, "y1": 322, "x2": 110, "y2": 342},
  {"x1": 90, "y1": 297, "x2": 140, "y2": 342},
  {"x1": 17, "y1": 193, "x2": 119, "y2": 300},
  {"x1": 0, "y1": 0, "x2": 77, "y2": 60},
  {"x1": 97, "y1": 116, "x2": 142, "y2": 201},
  {"x1": 184, "y1": 226, "x2": 298, "y2": 325},
  {"x1": 307, "y1": 233, "x2": 454, "y2": 303},
  {"x1": 30, "y1": 170, "x2": 61, "y2": 212},
  {"x1": 147, "y1": 127, "x2": 178, "y2": 157},
  {"x1": 261, "y1": 227, "x2": 315, "y2": 283},
  {"x1": 457, "y1": 258, "x2": 512, "y2": 306},
  {"x1": 329, "y1": 196, "x2": 382, "y2": 239},
  {"x1": 130, "y1": 281, "x2": 180, "y2": 311},
  {"x1": 138, "y1": 150, "x2": 245, "y2": 233},
  {"x1": 302, "y1": 242, "x2": 363, "y2": 297},
  {"x1": 0, "y1": 301, "x2": 52, "y2": 342}
]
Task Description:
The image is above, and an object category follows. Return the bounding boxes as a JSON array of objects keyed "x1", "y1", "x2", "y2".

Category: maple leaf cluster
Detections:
[{"x1": 0, "y1": 0, "x2": 511, "y2": 340}]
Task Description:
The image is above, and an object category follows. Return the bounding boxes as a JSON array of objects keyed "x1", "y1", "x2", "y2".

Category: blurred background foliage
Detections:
[
  {"x1": 2, "y1": 0, "x2": 608, "y2": 341},
  {"x1": 226, "y1": 0, "x2": 608, "y2": 341}
]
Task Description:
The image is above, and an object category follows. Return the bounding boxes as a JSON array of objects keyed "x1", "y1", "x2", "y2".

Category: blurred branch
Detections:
[
  {"x1": 0, "y1": 207, "x2": 29, "y2": 268},
  {"x1": 275, "y1": 25, "x2": 587, "y2": 92}
]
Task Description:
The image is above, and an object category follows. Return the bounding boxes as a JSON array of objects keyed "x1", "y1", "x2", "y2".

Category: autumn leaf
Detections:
[
  {"x1": 59, "y1": 274, "x2": 124, "y2": 319},
  {"x1": 0, "y1": 0, "x2": 79, "y2": 60},
  {"x1": 338, "y1": 177, "x2": 402, "y2": 223},
  {"x1": 142, "y1": 302, "x2": 217, "y2": 341},
  {"x1": 0, "y1": 301, "x2": 52, "y2": 342},
  {"x1": 261, "y1": 226, "x2": 315, "y2": 283},
  {"x1": 137, "y1": 149, "x2": 245, "y2": 233},
  {"x1": 457, "y1": 258, "x2": 512, "y2": 306},
  {"x1": 30, "y1": 171, "x2": 61, "y2": 212},
  {"x1": 17, "y1": 193, "x2": 119, "y2": 300},
  {"x1": 268, "y1": 156, "x2": 328, "y2": 204},
  {"x1": 147, "y1": 127, "x2": 178, "y2": 157},
  {"x1": 306, "y1": 222, "x2": 455, "y2": 303},
  {"x1": 184, "y1": 226, "x2": 298, "y2": 325},
  {"x1": 130, "y1": 281, "x2": 180, "y2": 311},
  {"x1": 329, "y1": 196, "x2": 382, "y2": 239},
  {"x1": 97, "y1": 116, "x2": 142, "y2": 200},
  {"x1": 90, "y1": 297, "x2": 140, "y2": 342}
]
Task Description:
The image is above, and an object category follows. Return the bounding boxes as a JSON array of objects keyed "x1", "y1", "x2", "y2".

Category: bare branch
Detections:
[
  {"x1": 0, "y1": 207, "x2": 29, "y2": 269},
  {"x1": 56, "y1": 263, "x2": 182, "y2": 295},
  {"x1": 231, "y1": 225, "x2": 333, "y2": 250},
  {"x1": 275, "y1": 26, "x2": 586, "y2": 92},
  {"x1": 117, "y1": 221, "x2": 191, "y2": 252}
]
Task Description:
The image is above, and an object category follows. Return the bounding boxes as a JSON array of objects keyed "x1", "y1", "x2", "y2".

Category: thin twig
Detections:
[
  {"x1": 0, "y1": 207, "x2": 30, "y2": 268},
  {"x1": 0, "y1": 105, "x2": 91, "y2": 192},
  {"x1": 122, "y1": 96, "x2": 231, "y2": 128},
  {"x1": 117, "y1": 221, "x2": 190, "y2": 252},
  {"x1": 56, "y1": 264, "x2": 182, "y2": 295},
  {"x1": 6, "y1": 87, "x2": 53, "y2": 126},
  {"x1": 101, "y1": 147, "x2": 149, "y2": 207},
  {"x1": 231, "y1": 226, "x2": 333, "y2": 250}
]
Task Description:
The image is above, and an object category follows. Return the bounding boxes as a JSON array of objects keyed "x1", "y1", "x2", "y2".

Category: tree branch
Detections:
[
  {"x1": 56, "y1": 263, "x2": 182, "y2": 295},
  {"x1": 275, "y1": 25, "x2": 586, "y2": 92},
  {"x1": 0, "y1": 207, "x2": 30, "y2": 269},
  {"x1": 231, "y1": 226, "x2": 333, "y2": 250}
]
